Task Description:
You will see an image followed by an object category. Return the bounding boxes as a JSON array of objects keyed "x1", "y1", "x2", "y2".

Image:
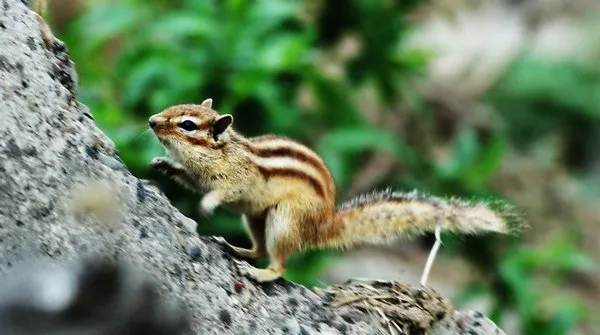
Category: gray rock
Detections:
[
  {"x1": 431, "y1": 311, "x2": 506, "y2": 335},
  {"x1": 0, "y1": 1, "x2": 506, "y2": 334},
  {"x1": 0, "y1": 256, "x2": 191, "y2": 335}
]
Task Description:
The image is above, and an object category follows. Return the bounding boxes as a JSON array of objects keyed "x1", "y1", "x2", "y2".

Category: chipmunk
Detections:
[{"x1": 148, "y1": 99, "x2": 519, "y2": 282}]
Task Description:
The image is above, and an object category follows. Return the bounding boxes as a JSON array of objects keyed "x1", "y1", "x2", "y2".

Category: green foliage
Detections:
[
  {"x1": 487, "y1": 56, "x2": 600, "y2": 169},
  {"x1": 436, "y1": 128, "x2": 507, "y2": 189},
  {"x1": 316, "y1": 126, "x2": 420, "y2": 187},
  {"x1": 457, "y1": 236, "x2": 595, "y2": 335}
]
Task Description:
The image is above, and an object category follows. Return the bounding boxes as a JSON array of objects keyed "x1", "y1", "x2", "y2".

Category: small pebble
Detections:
[
  {"x1": 84, "y1": 145, "x2": 98, "y2": 160},
  {"x1": 218, "y1": 309, "x2": 231, "y2": 326},
  {"x1": 189, "y1": 245, "x2": 202, "y2": 261},
  {"x1": 281, "y1": 318, "x2": 301, "y2": 335},
  {"x1": 136, "y1": 180, "x2": 146, "y2": 203},
  {"x1": 333, "y1": 321, "x2": 347, "y2": 333},
  {"x1": 233, "y1": 280, "x2": 244, "y2": 293},
  {"x1": 321, "y1": 292, "x2": 334, "y2": 304},
  {"x1": 187, "y1": 281, "x2": 196, "y2": 290}
]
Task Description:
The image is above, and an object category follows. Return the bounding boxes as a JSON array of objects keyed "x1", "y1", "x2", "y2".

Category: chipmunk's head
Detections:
[{"x1": 148, "y1": 98, "x2": 234, "y2": 162}]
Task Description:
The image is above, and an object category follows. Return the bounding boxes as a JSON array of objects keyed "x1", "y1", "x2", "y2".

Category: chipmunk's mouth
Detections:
[
  {"x1": 155, "y1": 135, "x2": 168, "y2": 145},
  {"x1": 150, "y1": 128, "x2": 177, "y2": 145},
  {"x1": 156, "y1": 137, "x2": 187, "y2": 162},
  {"x1": 149, "y1": 131, "x2": 168, "y2": 147},
  {"x1": 157, "y1": 137, "x2": 178, "y2": 155}
]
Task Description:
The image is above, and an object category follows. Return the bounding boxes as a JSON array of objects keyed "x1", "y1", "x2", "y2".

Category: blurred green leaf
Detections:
[
  {"x1": 496, "y1": 57, "x2": 600, "y2": 117},
  {"x1": 437, "y1": 127, "x2": 506, "y2": 189},
  {"x1": 543, "y1": 301, "x2": 585, "y2": 335},
  {"x1": 74, "y1": 2, "x2": 148, "y2": 52},
  {"x1": 466, "y1": 133, "x2": 506, "y2": 185},
  {"x1": 438, "y1": 127, "x2": 479, "y2": 179},
  {"x1": 146, "y1": 13, "x2": 213, "y2": 41},
  {"x1": 316, "y1": 126, "x2": 417, "y2": 186},
  {"x1": 255, "y1": 34, "x2": 311, "y2": 71}
]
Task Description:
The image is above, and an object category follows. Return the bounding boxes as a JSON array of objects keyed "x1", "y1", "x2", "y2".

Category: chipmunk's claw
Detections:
[
  {"x1": 210, "y1": 236, "x2": 235, "y2": 254},
  {"x1": 150, "y1": 157, "x2": 172, "y2": 170},
  {"x1": 150, "y1": 157, "x2": 186, "y2": 178},
  {"x1": 211, "y1": 236, "x2": 227, "y2": 244},
  {"x1": 233, "y1": 260, "x2": 255, "y2": 278}
]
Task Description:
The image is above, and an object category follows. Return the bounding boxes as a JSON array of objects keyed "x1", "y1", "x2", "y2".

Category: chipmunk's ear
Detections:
[
  {"x1": 201, "y1": 98, "x2": 213, "y2": 109},
  {"x1": 212, "y1": 114, "x2": 233, "y2": 141}
]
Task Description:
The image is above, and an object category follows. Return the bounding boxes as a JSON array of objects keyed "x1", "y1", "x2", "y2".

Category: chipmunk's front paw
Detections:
[
  {"x1": 150, "y1": 157, "x2": 173, "y2": 170},
  {"x1": 199, "y1": 192, "x2": 220, "y2": 216},
  {"x1": 199, "y1": 203, "x2": 215, "y2": 217},
  {"x1": 150, "y1": 157, "x2": 181, "y2": 176}
]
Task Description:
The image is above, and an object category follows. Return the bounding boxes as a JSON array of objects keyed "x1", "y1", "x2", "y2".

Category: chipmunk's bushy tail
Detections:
[{"x1": 321, "y1": 189, "x2": 522, "y2": 250}]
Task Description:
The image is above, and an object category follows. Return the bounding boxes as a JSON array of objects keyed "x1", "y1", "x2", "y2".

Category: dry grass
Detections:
[{"x1": 317, "y1": 279, "x2": 453, "y2": 335}]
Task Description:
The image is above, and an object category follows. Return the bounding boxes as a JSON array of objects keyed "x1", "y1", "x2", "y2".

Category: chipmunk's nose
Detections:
[
  {"x1": 148, "y1": 115, "x2": 158, "y2": 129},
  {"x1": 149, "y1": 115, "x2": 167, "y2": 129}
]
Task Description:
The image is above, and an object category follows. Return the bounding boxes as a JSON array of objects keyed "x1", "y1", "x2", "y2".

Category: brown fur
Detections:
[
  {"x1": 255, "y1": 166, "x2": 326, "y2": 198},
  {"x1": 148, "y1": 100, "x2": 518, "y2": 282}
]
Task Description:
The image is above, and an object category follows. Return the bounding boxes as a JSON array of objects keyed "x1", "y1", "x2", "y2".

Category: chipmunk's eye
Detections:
[{"x1": 178, "y1": 120, "x2": 198, "y2": 131}]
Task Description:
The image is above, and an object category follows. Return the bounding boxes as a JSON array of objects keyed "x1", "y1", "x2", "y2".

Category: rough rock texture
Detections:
[
  {"x1": 0, "y1": 1, "x2": 506, "y2": 334},
  {"x1": 0, "y1": 256, "x2": 192, "y2": 334}
]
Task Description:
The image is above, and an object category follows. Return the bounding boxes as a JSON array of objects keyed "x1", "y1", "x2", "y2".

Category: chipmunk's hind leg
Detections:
[
  {"x1": 215, "y1": 214, "x2": 267, "y2": 259},
  {"x1": 236, "y1": 203, "x2": 299, "y2": 282},
  {"x1": 242, "y1": 214, "x2": 267, "y2": 258}
]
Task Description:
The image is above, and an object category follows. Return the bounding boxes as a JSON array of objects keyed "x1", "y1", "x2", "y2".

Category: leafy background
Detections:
[{"x1": 45, "y1": 0, "x2": 600, "y2": 334}]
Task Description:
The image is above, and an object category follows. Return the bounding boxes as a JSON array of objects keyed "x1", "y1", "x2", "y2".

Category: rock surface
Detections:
[{"x1": 0, "y1": 1, "x2": 506, "y2": 334}]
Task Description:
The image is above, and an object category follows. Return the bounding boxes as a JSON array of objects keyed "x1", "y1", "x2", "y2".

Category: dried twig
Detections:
[{"x1": 420, "y1": 225, "x2": 442, "y2": 286}]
